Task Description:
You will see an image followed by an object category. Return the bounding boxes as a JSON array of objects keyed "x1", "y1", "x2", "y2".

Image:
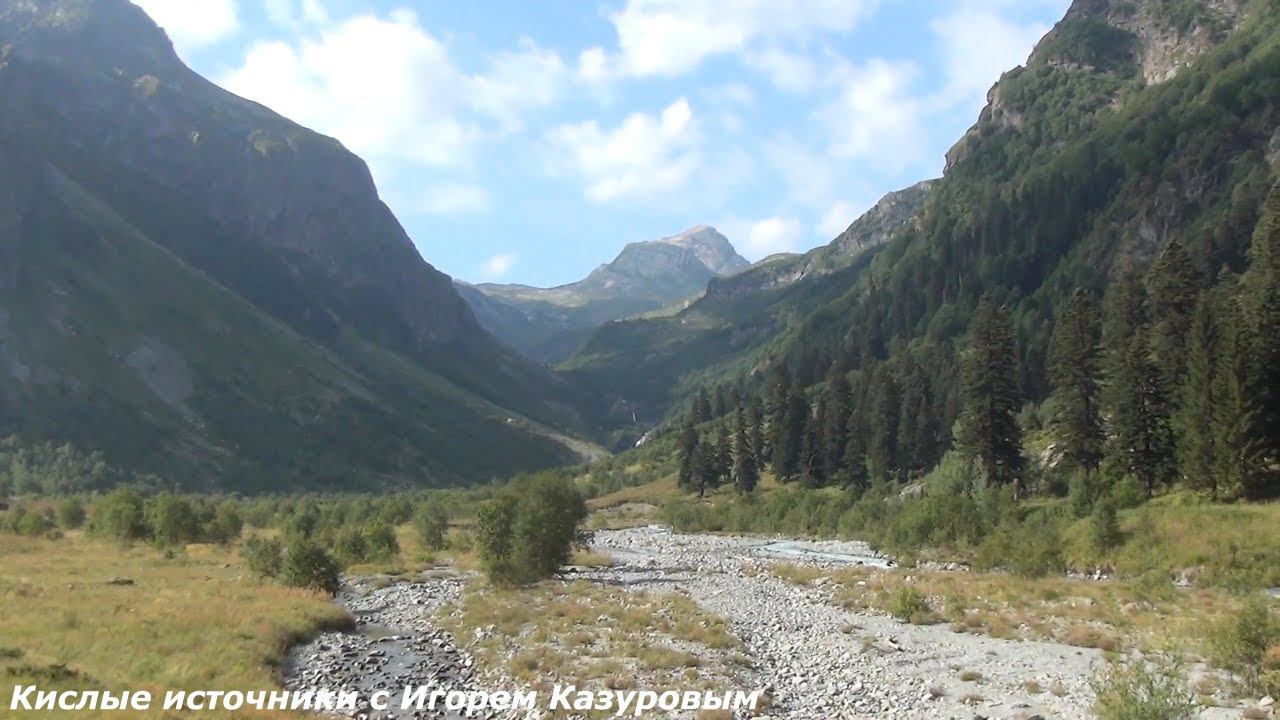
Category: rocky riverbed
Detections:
[
  {"x1": 287, "y1": 528, "x2": 1109, "y2": 719},
  {"x1": 584, "y1": 527, "x2": 1100, "y2": 719}
]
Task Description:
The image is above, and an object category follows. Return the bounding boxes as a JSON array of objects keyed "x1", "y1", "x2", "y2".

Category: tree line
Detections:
[{"x1": 675, "y1": 181, "x2": 1280, "y2": 504}]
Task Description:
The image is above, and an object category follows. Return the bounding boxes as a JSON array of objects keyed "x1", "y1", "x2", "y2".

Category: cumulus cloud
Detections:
[
  {"x1": 931, "y1": 5, "x2": 1053, "y2": 112},
  {"x1": 820, "y1": 58, "x2": 926, "y2": 170},
  {"x1": 133, "y1": 0, "x2": 239, "y2": 51},
  {"x1": 221, "y1": 9, "x2": 567, "y2": 178},
  {"x1": 721, "y1": 216, "x2": 806, "y2": 260},
  {"x1": 263, "y1": 0, "x2": 329, "y2": 29},
  {"x1": 601, "y1": 0, "x2": 875, "y2": 77},
  {"x1": 817, "y1": 200, "x2": 870, "y2": 238},
  {"x1": 483, "y1": 253, "x2": 518, "y2": 278},
  {"x1": 545, "y1": 98, "x2": 702, "y2": 203},
  {"x1": 420, "y1": 183, "x2": 490, "y2": 215}
]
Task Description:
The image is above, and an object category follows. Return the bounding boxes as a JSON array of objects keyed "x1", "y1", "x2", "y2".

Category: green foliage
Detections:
[
  {"x1": 889, "y1": 586, "x2": 934, "y2": 624},
  {"x1": 277, "y1": 538, "x2": 342, "y2": 596},
  {"x1": 56, "y1": 497, "x2": 86, "y2": 530},
  {"x1": 1048, "y1": 289, "x2": 1104, "y2": 471},
  {"x1": 91, "y1": 488, "x2": 149, "y2": 543},
  {"x1": 1209, "y1": 594, "x2": 1280, "y2": 694},
  {"x1": 1091, "y1": 654, "x2": 1196, "y2": 720},
  {"x1": 413, "y1": 503, "x2": 449, "y2": 551},
  {"x1": 474, "y1": 474, "x2": 587, "y2": 586},
  {"x1": 1091, "y1": 495, "x2": 1123, "y2": 552},
  {"x1": 206, "y1": 501, "x2": 243, "y2": 545},
  {"x1": 956, "y1": 295, "x2": 1025, "y2": 495},
  {"x1": 146, "y1": 494, "x2": 201, "y2": 547},
  {"x1": 240, "y1": 536, "x2": 283, "y2": 579},
  {"x1": 361, "y1": 521, "x2": 399, "y2": 561}
]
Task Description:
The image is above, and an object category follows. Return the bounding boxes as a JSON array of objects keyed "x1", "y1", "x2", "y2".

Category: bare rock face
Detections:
[{"x1": 1068, "y1": 0, "x2": 1244, "y2": 84}]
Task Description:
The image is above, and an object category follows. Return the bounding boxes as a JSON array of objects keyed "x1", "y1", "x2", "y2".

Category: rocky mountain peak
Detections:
[{"x1": 655, "y1": 225, "x2": 750, "y2": 276}]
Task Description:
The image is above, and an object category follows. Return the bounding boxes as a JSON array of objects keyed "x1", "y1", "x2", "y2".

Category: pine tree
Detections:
[
  {"x1": 1106, "y1": 333, "x2": 1175, "y2": 496},
  {"x1": 676, "y1": 420, "x2": 699, "y2": 490},
  {"x1": 1210, "y1": 299, "x2": 1259, "y2": 501},
  {"x1": 821, "y1": 366, "x2": 852, "y2": 479},
  {"x1": 1174, "y1": 293, "x2": 1217, "y2": 495},
  {"x1": 731, "y1": 406, "x2": 759, "y2": 493},
  {"x1": 1147, "y1": 240, "x2": 1202, "y2": 394},
  {"x1": 956, "y1": 295, "x2": 1025, "y2": 496},
  {"x1": 1047, "y1": 288, "x2": 1104, "y2": 471},
  {"x1": 866, "y1": 364, "x2": 899, "y2": 483},
  {"x1": 772, "y1": 381, "x2": 807, "y2": 481},
  {"x1": 764, "y1": 364, "x2": 792, "y2": 463},
  {"x1": 692, "y1": 388, "x2": 713, "y2": 424},
  {"x1": 746, "y1": 396, "x2": 766, "y2": 471},
  {"x1": 1102, "y1": 266, "x2": 1148, "y2": 410},
  {"x1": 1243, "y1": 180, "x2": 1280, "y2": 497},
  {"x1": 801, "y1": 398, "x2": 826, "y2": 487},
  {"x1": 896, "y1": 357, "x2": 935, "y2": 479}
]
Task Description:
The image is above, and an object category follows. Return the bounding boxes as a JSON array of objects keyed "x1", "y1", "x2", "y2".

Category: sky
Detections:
[{"x1": 131, "y1": 0, "x2": 1071, "y2": 288}]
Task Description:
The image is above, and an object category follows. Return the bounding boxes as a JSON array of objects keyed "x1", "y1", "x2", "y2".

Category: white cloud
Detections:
[
  {"x1": 263, "y1": 0, "x2": 329, "y2": 29},
  {"x1": 545, "y1": 98, "x2": 702, "y2": 203},
  {"x1": 604, "y1": 0, "x2": 875, "y2": 77},
  {"x1": 817, "y1": 200, "x2": 870, "y2": 238},
  {"x1": 221, "y1": 9, "x2": 567, "y2": 179},
  {"x1": 420, "y1": 183, "x2": 490, "y2": 215},
  {"x1": 746, "y1": 47, "x2": 819, "y2": 93},
  {"x1": 133, "y1": 0, "x2": 239, "y2": 51},
  {"x1": 721, "y1": 216, "x2": 806, "y2": 260},
  {"x1": 819, "y1": 58, "x2": 926, "y2": 170},
  {"x1": 483, "y1": 253, "x2": 518, "y2": 278},
  {"x1": 931, "y1": 5, "x2": 1052, "y2": 111}
]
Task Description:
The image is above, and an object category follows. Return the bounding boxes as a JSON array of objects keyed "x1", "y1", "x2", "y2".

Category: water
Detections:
[{"x1": 754, "y1": 540, "x2": 894, "y2": 568}]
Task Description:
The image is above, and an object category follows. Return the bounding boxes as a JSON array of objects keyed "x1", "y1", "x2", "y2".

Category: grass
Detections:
[
  {"x1": 0, "y1": 533, "x2": 350, "y2": 719},
  {"x1": 437, "y1": 578, "x2": 745, "y2": 699}
]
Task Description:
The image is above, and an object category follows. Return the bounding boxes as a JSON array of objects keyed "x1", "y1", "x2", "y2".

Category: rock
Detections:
[{"x1": 104, "y1": 577, "x2": 134, "y2": 585}]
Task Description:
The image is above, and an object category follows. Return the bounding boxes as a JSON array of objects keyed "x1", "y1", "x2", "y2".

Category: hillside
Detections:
[
  {"x1": 563, "y1": 0, "x2": 1278, "y2": 441},
  {"x1": 0, "y1": 0, "x2": 596, "y2": 491},
  {"x1": 458, "y1": 226, "x2": 749, "y2": 363}
]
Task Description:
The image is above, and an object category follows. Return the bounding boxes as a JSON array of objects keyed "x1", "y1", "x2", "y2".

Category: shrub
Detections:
[
  {"x1": 1092, "y1": 496, "x2": 1123, "y2": 552},
  {"x1": 1091, "y1": 654, "x2": 1196, "y2": 720},
  {"x1": 1209, "y1": 594, "x2": 1279, "y2": 694},
  {"x1": 56, "y1": 498, "x2": 86, "y2": 529},
  {"x1": 278, "y1": 538, "x2": 341, "y2": 596},
  {"x1": 147, "y1": 494, "x2": 201, "y2": 546},
  {"x1": 93, "y1": 488, "x2": 149, "y2": 543},
  {"x1": 16, "y1": 509, "x2": 55, "y2": 537},
  {"x1": 240, "y1": 536, "x2": 283, "y2": 579},
  {"x1": 331, "y1": 526, "x2": 367, "y2": 564},
  {"x1": 889, "y1": 587, "x2": 934, "y2": 624},
  {"x1": 474, "y1": 474, "x2": 587, "y2": 586},
  {"x1": 413, "y1": 503, "x2": 449, "y2": 551},
  {"x1": 206, "y1": 501, "x2": 243, "y2": 545},
  {"x1": 362, "y1": 521, "x2": 399, "y2": 561}
]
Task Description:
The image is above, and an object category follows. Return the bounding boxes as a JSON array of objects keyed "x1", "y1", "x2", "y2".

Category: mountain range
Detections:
[
  {"x1": 2, "y1": 0, "x2": 1276, "y2": 491},
  {"x1": 455, "y1": 226, "x2": 749, "y2": 363}
]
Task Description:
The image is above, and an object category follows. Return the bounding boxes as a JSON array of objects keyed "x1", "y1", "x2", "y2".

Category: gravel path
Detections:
[{"x1": 586, "y1": 526, "x2": 1102, "y2": 720}]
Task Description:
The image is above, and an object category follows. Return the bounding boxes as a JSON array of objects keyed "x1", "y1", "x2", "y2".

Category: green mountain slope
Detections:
[
  {"x1": 458, "y1": 226, "x2": 750, "y2": 363},
  {"x1": 0, "y1": 0, "x2": 597, "y2": 490}
]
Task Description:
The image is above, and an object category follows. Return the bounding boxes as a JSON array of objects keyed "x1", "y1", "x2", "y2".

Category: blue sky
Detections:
[{"x1": 133, "y1": 0, "x2": 1070, "y2": 287}]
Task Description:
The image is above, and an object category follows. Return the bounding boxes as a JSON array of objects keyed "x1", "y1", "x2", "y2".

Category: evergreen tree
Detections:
[
  {"x1": 1174, "y1": 293, "x2": 1217, "y2": 495},
  {"x1": 801, "y1": 397, "x2": 826, "y2": 487},
  {"x1": 1243, "y1": 180, "x2": 1280, "y2": 496},
  {"x1": 1210, "y1": 299, "x2": 1259, "y2": 501},
  {"x1": 821, "y1": 365, "x2": 852, "y2": 479},
  {"x1": 746, "y1": 396, "x2": 766, "y2": 471},
  {"x1": 676, "y1": 419, "x2": 699, "y2": 490},
  {"x1": 692, "y1": 388, "x2": 713, "y2": 424},
  {"x1": 772, "y1": 381, "x2": 807, "y2": 481},
  {"x1": 1102, "y1": 266, "x2": 1148, "y2": 410},
  {"x1": 1047, "y1": 288, "x2": 1104, "y2": 471},
  {"x1": 866, "y1": 364, "x2": 900, "y2": 483},
  {"x1": 1106, "y1": 333, "x2": 1176, "y2": 496},
  {"x1": 764, "y1": 364, "x2": 792, "y2": 463},
  {"x1": 1147, "y1": 240, "x2": 1202, "y2": 394},
  {"x1": 896, "y1": 357, "x2": 935, "y2": 478},
  {"x1": 956, "y1": 295, "x2": 1025, "y2": 496},
  {"x1": 731, "y1": 406, "x2": 759, "y2": 493}
]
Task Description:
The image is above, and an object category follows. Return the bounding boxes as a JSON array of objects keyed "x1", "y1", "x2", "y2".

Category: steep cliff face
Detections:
[
  {"x1": 0, "y1": 0, "x2": 593, "y2": 490},
  {"x1": 461, "y1": 226, "x2": 749, "y2": 363}
]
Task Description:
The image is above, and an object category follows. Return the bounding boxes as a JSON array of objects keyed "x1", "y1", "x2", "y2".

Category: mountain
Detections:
[
  {"x1": 563, "y1": 0, "x2": 1278, "y2": 442},
  {"x1": 0, "y1": 0, "x2": 598, "y2": 491},
  {"x1": 560, "y1": 180, "x2": 933, "y2": 430},
  {"x1": 457, "y1": 226, "x2": 750, "y2": 363}
]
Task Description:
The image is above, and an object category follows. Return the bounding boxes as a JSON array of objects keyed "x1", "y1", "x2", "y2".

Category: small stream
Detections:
[{"x1": 752, "y1": 540, "x2": 894, "y2": 568}]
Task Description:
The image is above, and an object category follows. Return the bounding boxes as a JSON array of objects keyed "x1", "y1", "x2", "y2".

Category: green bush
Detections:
[
  {"x1": 92, "y1": 488, "x2": 149, "y2": 543},
  {"x1": 474, "y1": 474, "x2": 587, "y2": 586},
  {"x1": 56, "y1": 498, "x2": 86, "y2": 529},
  {"x1": 240, "y1": 535, "x2": 283, "y2": 579},
  {"x1": 278, "y1": 538, "x2": 341, "y2": 596},
  {"x1": 146, "y1": 494, "x2": 201, "y2": 547},
  {"x1": 889, "y1": 586, "x2": 934, "y2": 624},
  {"x1": 1091, "y1": 654, "x2": 1196, "y2": 720},
  {"x1": 362, "y1": 521, "x2": 399, "y2": 561},
  {"x1": 1091, "y1": 496, "x2": 1123, "y2": 552},
  {"x1": 206, "y1": 501, "x2": 243, "y2": 545},
  {"x1": 331, "y1": 526, "x2": 367, "y2": 564},
  {"x1": 413, "y1": 503, "x2": 449, "y2": 551},
  {"x1": 1209, "y1": 594, "x2": 1279, "y2": 694}
]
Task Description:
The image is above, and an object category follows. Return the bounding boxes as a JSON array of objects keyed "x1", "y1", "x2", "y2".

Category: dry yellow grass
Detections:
[{"x1": 0, "y1": 533, "x2": 349, "y2": 719}]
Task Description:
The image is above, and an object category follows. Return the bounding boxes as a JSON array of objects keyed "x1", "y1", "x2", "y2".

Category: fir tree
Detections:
[
  {"x1": 692, "y1": 388, "x2": 713, "y2": 424},
  {"x1": 866, "y1": 364, "x2": 900, "y2": 483},
  {"x1": 676, "y1": 419, "x2": 699, "y2": 490},
  {"x1": 1147, "y1": 240, "x2": 1202, "y2": 394},
  {"x1": 896, "y1": 357, "x2": 935, "y2": 479},
  {"x1": 956, "y1": 295, "x2": 1025, "y2": 496},
  {"x1": 731, "y1": 406, "x2": 759, "y2": 493},
  {"x1": 801, "y1": 397, "x2": 826, "y2": 487},
  {"x1": 1102, "y1": 266, "x2": 1148, "y2": 410},
  {"x1": 821, "y1": 365, "x2": 852, "y2": 479},
  {"x1": 1047, "y1": 288, "x2": 1104, "y2": 471},
  {"x1": 1106, "y1": 333, "x2": 1175, "y2": 496},
  {"x1": 1174, "y1": 293, "x2": 1217, "y2": 495},
  {"x1": 772, "y1": 381, "x2": 807, "y2": 481},
  {"x1": 1210, "y1": 299, "x2": 1259, "y2": 501},
  {"x1": 746, "y1": 396, "x2": 766, "y2": 471},
  {"x1": 1243, "y1": 180, "x2": 1280, "y2": 496}
]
